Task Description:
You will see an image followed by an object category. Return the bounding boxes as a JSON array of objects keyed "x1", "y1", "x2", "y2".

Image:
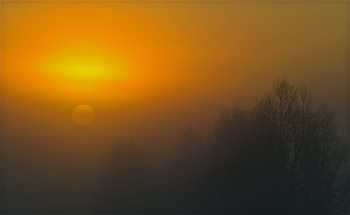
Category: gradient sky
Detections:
[{"x1": 1, "y1": 1, "x2": 348, "y2": 213}]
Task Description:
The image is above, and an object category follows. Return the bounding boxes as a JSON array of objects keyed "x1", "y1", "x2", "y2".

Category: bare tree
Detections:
[
  {"x1": 206, "y1": 76, "x2": 348, "y2": 213},
  {"x1": 94, "y1": 139, "x2": 156, "y2": 213},
  {"x1": 93, "y1": 77, "x2": 348, "y2": 214},
  {"x1": 176, "y1": 127, "x2": 206, "y2": 184}
]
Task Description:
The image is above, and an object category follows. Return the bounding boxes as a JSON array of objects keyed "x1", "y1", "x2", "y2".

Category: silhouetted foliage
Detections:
[
  {"x1": 94, "y1": 77, "x2": 348, "y2": 214},
  {"x1": 94, "y1": 139, "x2": 158, "y2": 213},
  {"x1": 173, "y1": 127, "x2": 207, "y2": 185},
  {"x1": 202, "y1": 77, "x2": 349, "y2": 214}
]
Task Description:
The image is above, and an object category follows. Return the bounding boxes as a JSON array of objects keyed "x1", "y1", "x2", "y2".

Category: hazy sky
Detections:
[{"x1": 1, "y1": 1, "x2": 348, "y2": 213}]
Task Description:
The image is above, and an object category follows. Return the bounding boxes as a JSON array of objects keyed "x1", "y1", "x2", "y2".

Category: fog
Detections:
[{"x1": 1, "y1": 1, "x2": 348, "y2": 213}]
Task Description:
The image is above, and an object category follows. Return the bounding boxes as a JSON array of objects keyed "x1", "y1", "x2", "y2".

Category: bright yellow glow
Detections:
[
  {"x1": 38, "y1": 42, "x2": 130, "y2": 90},
  {"x1": 1, "y1": 2, "x2": 205, "y2": 104},
  {"x1": 72, "y1": 105, "x2": 95, "y2": 125}
]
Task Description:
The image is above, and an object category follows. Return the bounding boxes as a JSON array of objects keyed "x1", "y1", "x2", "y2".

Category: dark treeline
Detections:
[{"x1": 94, "y1": 77, "x2": 349, "y2": 214}]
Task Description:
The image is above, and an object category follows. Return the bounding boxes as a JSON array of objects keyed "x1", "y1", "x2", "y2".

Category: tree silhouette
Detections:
[
  {"x1": 174, "y1": 127, "x2": 207, "y2": 186},
  {"x1": 94, "y1": 77, "x2": 348, "y2": 214},
  {"x1": 94, "y1": 139, "x2": 157, "y2": 213},
  {"x1": 205, "y1": 77, "x2": 349, "y2": 213}
]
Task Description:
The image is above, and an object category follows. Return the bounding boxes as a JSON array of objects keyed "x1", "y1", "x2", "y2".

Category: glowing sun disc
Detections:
[{"x1": 72, "y1": 105, "x2": 95, "y2": 125}]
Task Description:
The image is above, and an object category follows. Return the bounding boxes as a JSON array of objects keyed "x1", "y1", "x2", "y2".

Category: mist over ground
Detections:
[{"x1": 1, "y1": 1, "x2": 348, "y2": 214}]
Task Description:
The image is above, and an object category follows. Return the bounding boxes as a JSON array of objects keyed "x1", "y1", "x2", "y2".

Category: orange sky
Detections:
[
  {"x1": 3, "y1": 1, "x2": 348, "y2": 124},
  {"x1": 1, "y1": 1, "x2": 348, "y2": 212},
  {"x1": 2, "y1": 0, "x2": 348, "y2": 163}
]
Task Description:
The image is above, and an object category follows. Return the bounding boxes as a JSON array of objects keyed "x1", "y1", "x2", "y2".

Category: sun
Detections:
[
  {"x1": 37, "y1": 42, "x2": 131, "y2": 91},
  {"x1": 72, "y1": 105, "x2": 95, "y2": 125}
]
